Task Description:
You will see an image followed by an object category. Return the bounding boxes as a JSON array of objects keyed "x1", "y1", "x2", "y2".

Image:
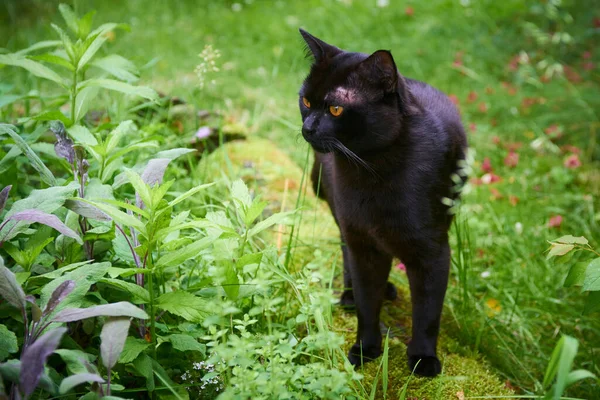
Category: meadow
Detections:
[{"x1": 0, "y1": 0, "x2": 599, "y2": 398}]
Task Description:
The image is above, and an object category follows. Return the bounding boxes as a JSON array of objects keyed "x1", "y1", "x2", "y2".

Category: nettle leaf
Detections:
[
  {"x1": 77, "y1": 78, "x2": 158, "y2": 102},
  {"x1": 67, "y1": 124, "x2": 98, "y2": 145},
  {"x1": 231, "y1": 179, "x2": 253, "y2": 210},
  {"x1": 0, "y1": 54, "x2": 66, "y2": 86},
  {"x1": 133, "y1": 353, "x2": 155, "y2": 391},
  {"x1": 166, "y1": 334, "x2": 206, "y2": 355},
  {"x1": 55, "y1": 349, "x2": 97, "y2": 375},
  {"x1": 156, "y1": 292, "x2": 211, "y2": 322},
  {"x1": 44, "y1": 280, "x2": 76, "y2": 315},
  {"x1": 0, "y1": 123, "x2": 56, "y2": 186},
  {"x1": 105, "y1": 120, "x2": 137, "y2": 155},
  {"x1": 126, "y1": 169, "x2": 152, "y2": 209},
  {"x1": 98, "y1": 278, "x2": 150, "y2": 304},
  {"x1": 5, "y1": 209, "x2": 82, "y2": 244},
  {"x1": 155, "y1": 234, "x2": 217, "y2": 268},
  {"x1": 547, "y1": 243, "x2": 575, "y2": 259},
  {"x1": 0, "y1": 324, "x2": 18, "y2": 361},
  {"x1": 59, "y1": 373, "x2": 105, "y2": 394},
  {"x1": 20, "y1": 327, "x2": 67, "y2": 397},
  {"x1": 54, "y1": 301, "x2": 148, "y2": 322},
  {"x1": 553, "y1": 235, "x2": 589, "y2": 245},
  {"x1": 0, "y1": 265, "x2": 26, "y2": 312},
  {"x1": 119, "y1": 337, "x2": 150, "y2": 364},
  {"x1": 248, "y1": 210, "x2": 295, "y2": 238},
  {"x1": 100, "y1": 317, "x2": 131, "y2": 370},
  {"x1": 167, "y1": 183, "x2": 215, "y2": 208},
  {"x1": 582, "y1": 258, "x2": 600, "y2": 292},
  {"x1": 244, "y1": 200, "x2": 268, "y2": 226},
  {"x1": 0, "y1": 185, "x2": 12, "y2": 215}
]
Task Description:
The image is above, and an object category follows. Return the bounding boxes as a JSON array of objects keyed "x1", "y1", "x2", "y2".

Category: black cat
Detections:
[{"x1": 298, "y1": 29, "x2": 468, "y2": 377}]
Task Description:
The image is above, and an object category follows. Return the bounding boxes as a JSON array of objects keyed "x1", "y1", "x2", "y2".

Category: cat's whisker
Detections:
[{"x1": 332, "y1": 140, "x2": 381, "y2": 180}]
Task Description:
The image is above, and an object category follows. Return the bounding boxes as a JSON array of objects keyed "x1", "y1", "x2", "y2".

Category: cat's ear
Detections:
[
  {"x1": 357, "y1": 50, "x2": 400, "y2": 93},
  {"x1": 299, "y1": 28, "x2": 342, "y2": 64}
]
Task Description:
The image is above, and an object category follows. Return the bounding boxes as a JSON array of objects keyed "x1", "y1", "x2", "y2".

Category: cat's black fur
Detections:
[{"x1": 298, "y1": 29, "x2": 468, "y2": 377}]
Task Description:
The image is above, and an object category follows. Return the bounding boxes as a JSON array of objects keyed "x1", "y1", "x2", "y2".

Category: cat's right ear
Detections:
[{"x1": 299, "y1": 29, "x2": 342, "y2": 64}]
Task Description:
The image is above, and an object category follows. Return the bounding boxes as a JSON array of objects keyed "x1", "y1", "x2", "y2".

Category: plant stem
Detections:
[{"x1": 70, "y1": 69, "x2": 77, "y2": 124}]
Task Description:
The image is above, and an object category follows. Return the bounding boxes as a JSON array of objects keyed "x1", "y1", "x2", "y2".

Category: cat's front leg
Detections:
[
  {"x1": 344, "y1": 238, "x2": 392, "y2": 365},
  {"x1": 403, "y1": 239, "x2": 450, "y2": 377}
]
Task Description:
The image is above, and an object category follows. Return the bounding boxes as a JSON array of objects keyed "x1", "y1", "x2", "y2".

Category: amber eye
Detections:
[
  {"x1": 302, "y1": 97, "x2": 311, "y2": 108},
  {"x1": 329, "y1": 105, "x2": 344, "y2": 117}
]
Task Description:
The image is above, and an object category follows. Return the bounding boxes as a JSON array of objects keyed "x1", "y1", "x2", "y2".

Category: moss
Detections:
[{"x1": 202, "y1": 138, "x2": 514, "y2": 399}]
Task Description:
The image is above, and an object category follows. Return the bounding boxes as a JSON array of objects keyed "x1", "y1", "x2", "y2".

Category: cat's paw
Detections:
[
  {"x1": 348, "y1": 343, "x2": 381, "y2": 366},
  {"x1": 339, "y1": 290, "x2": 355, "y2": 308},
  {"x1": 384, "y1": 282, "x2": 397, "y2": 301},
  {"x1": 408, "y1": 355, "x2": 441, "y2": 377}
]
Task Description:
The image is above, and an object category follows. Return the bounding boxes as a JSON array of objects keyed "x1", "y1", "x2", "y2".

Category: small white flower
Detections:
[
  {"x1": 232, "y1": 3, "x2": 242, "y2": 12},
  {"x1": 515, "y1": 222, "x2": 523, "y2": 235},
  {"x1": 480, "y1": 271, "x2": 491, "y2": 278},
  {"x1": 376, "y1": 0, "x2": 389, "y2": 7}
]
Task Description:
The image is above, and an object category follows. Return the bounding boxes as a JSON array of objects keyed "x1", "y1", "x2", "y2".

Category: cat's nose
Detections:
[{"x1": 302, "y1": 125, "x2": 315, "y2": 137}]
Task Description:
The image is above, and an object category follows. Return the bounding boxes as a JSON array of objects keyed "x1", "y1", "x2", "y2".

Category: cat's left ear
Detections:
[
  {"x1": 299, "y1": 28, "x2": 342, "y2": 64},
  {"x1": 357, "y1": 50, "x2": 400, "y2": 93}
]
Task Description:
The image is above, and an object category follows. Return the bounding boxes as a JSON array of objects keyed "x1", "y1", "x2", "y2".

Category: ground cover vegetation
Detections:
[{"x1": 0, "y1": 0, "x2": 599, "y2": 398}]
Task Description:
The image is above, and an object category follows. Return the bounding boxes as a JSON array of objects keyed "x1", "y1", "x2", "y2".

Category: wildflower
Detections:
[
  {"x1": 478, "y1": 102, "x2": 488, "y2": 113},
  {"x1": 469, "y1": 123, "x2": 476, "y2": 133},
  {"x1": 515, "y1": 222, "x2": 523, "y2": 234},
  {"x1": 564, "y1": 154, "x2": 581, "y2": 169},
  {"x1": 509, "y1": 195, "x2": 519, "y2": 207},
  {"x1": 486, "y1": 298, "x2": 501, "y2": 316},
  {"x1": 548, "y1": 215, "x2": 563, "y2": 228},
  {"x1": 467, "y1": 91, "x2": 478, "y2": 103},
  {"x1": 481, "y1": 157, "x2": 492, "y2": 173},
  {"x1": 448, "y1": 94, "x2": 459, "y2": 106},
  {"x1": 195, "y1": 45, "x2": 221, "y2": 89},
  {"x1": 481, "y1": 173, "x2": 501, "y2": 184},
  {"x1": 376, "y1": 0, "x2": 390, "y2": 7},
  {"x1": 480, "y1": 271, "x2": 491, "y2": 278},
  {"x1": 405, "y1": 6, "x2": 414, "y2": 16},
  {"x1": 489, "y1": 187, "x2": 502, "y2": 200},
  {"x1": 396, "y1": 262, "x2": 406, "y2": 272},
  {"x1": 503, "y1": 151, "x2": 519, "y2": 168}
]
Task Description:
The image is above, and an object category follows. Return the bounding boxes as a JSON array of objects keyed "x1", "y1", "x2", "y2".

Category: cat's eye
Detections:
[
  {"x1": 329, "y1": 105, "x2": 344, "y2": 117},
  {"x1": 302, "y1": 97, "x2": 311, "y2": 108}
]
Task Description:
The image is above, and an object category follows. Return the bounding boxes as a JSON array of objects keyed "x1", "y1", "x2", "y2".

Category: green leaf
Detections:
[
  {"x1": 77, "y1": 11, "x2": 96, "y2": 38},
  {"x1": 156, "y1": 292, "x2": 211, "y2": 322},
  {"x1": 105, "y1": 120, "x2": 136, "y2": 154},
  {"x1": 553, "y1": 335, "x2": 579, "y2": 398},
  {"x1": 100, "y1": 317, "x2": 131, "y2": 370},
  {"x1": 54, "y1": 301, "x2": 148, "y2": 322},
  {"x1": 546, "y1": 243, "x2": 575, "y2": 259},
  {"x1": 51, "y1": 23, "x2": 75, "y2": 62},
  {"x1": 58, "y1": 4, "x2": 80, "y2": 36},
  {"x1": 118, "y1": 337, "x2": 150, "y2": 364},
  {"x1": 244, "y1": 200, "x2": 268, "y2": 226},
  {"x1": 154, "y1": 147, "x2": 196, "y2": 160},
  {"x1": 167, "y1": 334, "x2": 206, "y2": 354},
  {"x1": 40, "y1": 262, "x2": 111, "y2": 312},
  {"x1": 91, "y1": 54, "x2": 139, "y2": 82},
  {"x1": 0, "y1": 123, "x2": 56, "y2": 186},
  {"x1": 155, "y1": 234, "x2": 217, "y2": 268},
  {"x1": 0, "y1": 324, "x2": 18, "y2": 361},
  {"x1": 14, "y1": 40, "x2": 62, "y2": 56},
  {"x1": 565, "y1": 369, "x2": 596, "y2": 387},
  {"x1": 564, "y1": 262, "x2": 589, "y2": 287},
  {"x1": 167, "y1": 183, "x2": 215, "y2": 208},
  {"x1": 0, "y1": 54, "x2": 65, "y2": 86},
  {"x1": 125, "y1": 169, "x2": 152, "y2": 209},
  {"x1": 553, "y1": 235, "x2": 589, "y2": 245},
  {"x1": 224, "y1": 262, "x2": 239, "y2": 300},
  {"x1": 73, "y1": 86, "x2": 99, "y2": 123},
  {"x1": 248, "y1": 210, "x2": 294, "y2": 238},
  {"x1": 231, "y1": 179, "x2": 252, "y2": 209},
  {"x1": 133, "y1": 353, "x2": 155, "y2": 391},
  {"x1": 98, "y1": 278, "x2": 150, "y2": 304},
  {"x1": 20, "y1": 327, "x2": 67, "y2": 397},
  {"x1": 583, "y1": 291, "x2": 600, "y2": 315},
  {"x1": 77, "y1": 78, "x2": 158, "y2": 101},
  {"x1": 0, "y1": 265, "x2": 26, "y2": 312},
  {"x1": 29, "y1": 109, "x2": 72, "y2": 126},
  {"x1": 29, "y1": 53, "x2": 74, "y2": 71},
  {"x1": 67, "y1": 124, "x2": 97, "y2": 145},
  {"x1": 582, "y1": 258, "x2": 600, "y2": 291},
  {"x1": 77, "y1": 32, "x2": 107, "y2": 71},
  {"x1": 54, "y1": 349, "x2": 97, "y2": 375},
  {"x1": 59, "y1": 373, "x2": 105, "y2": 394}
]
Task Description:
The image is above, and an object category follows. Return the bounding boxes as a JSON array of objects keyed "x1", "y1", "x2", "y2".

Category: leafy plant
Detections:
[{"x1": 547, "y1": 235, "x2": 600, "y2": 314}]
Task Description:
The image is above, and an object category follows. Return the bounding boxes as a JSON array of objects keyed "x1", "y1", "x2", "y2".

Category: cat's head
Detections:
[{"x1": 298, "y1": 29, "x2": 412, "y2": 155}]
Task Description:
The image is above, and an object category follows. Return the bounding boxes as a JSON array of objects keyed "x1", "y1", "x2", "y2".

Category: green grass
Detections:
[{"x1": 2, "y1": 0, "x2": 600, "y2": 398}]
